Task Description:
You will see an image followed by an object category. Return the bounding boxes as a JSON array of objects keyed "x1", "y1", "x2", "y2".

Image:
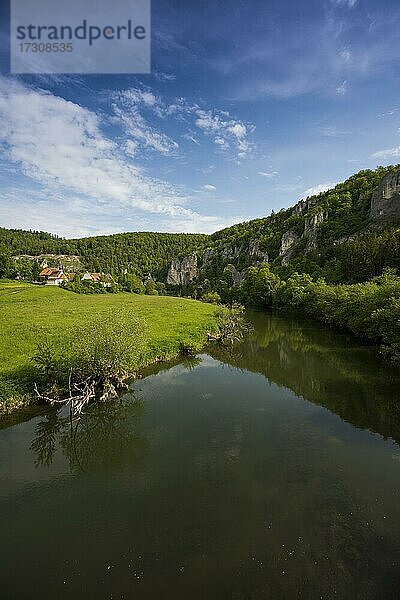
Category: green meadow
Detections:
[{"x1": 0, "y1": 281, "x2": 218, "y2": 411}]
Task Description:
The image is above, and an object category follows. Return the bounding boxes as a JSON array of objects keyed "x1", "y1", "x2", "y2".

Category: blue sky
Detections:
[{"x1": 1, "y1": 0, "x2": 400, "y2": 237}]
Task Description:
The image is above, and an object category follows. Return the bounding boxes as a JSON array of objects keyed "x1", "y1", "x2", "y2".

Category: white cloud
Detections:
[
  {"x1": 257, "y1": 171, "x2": 278, "y2": 178},
  {"x1": 377, "y1": 107, "x2": 400, "y2": 118},
  {"x1": 154, "y1": 72, "x2": 177, "y2": 82},
  {"x1": 203, "y1": 184, "x2": 217, "y2": 191},
  {"x1": 331, "y1": 0, "x2": 358, "y2": 8},
  {"x1": 371, "y1": 146, "x2": 400, "y2": 159},
  {"x1": 112, "y1": 89, "x2": 179, "y2": 156},
  {"x1": 0, "y1": 77, "x2": 232, "y2": 235},
  {"x1": 301, "y1": 182, "x2": 336, "y2": 198},
  {"x1": 111, "y1": 89, "x2": 256, "y2": 161},
  {"x1": 336, "y1": 80, "x2": 348, "y2": 95},
  {"x1": 182, "y1": 133, "x2": 200, "y2": 145},
  {"x1": 340, "y1": 49, "x2": 351, "y2": 63},
  {"x1": 319, "y1": 126, "x2": 349, "y2": 137},
  {"x1": 194, "y1": 108, "x2": 254, "y2": 159},
  {"x1": 214, "y1": 137, "x2": 229, "y2": 148}
]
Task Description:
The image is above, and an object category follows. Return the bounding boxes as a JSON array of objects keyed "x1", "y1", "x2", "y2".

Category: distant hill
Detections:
[
  {"x1": 167, "y1": 165, "x2": 400, "y2": 294},
  {"x1": 2, "y1": 165, "x2": 400, "y2": 288},
  {"x1": 0, "y1": 229, "x2": 209, "y2": 278}
]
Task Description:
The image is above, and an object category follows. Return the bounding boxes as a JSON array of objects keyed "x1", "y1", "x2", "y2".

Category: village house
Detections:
[
  {"x1": 39, "y1": 267, "x2": 68, "y2": 286},
  {"x1": 81, "y1": 272, "x2": 114, "y2": 288}
]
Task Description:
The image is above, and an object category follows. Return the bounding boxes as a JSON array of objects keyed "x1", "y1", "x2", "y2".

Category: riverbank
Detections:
[
  {"x1": 241, "y1": 266, "x2": 400, "y2": 363},
  {"x1": 0, "y1": 282, "x2": 220, "y2": 413},
  {"x1": 2, "y1": 309, "x2": 400, "y2": 599}
]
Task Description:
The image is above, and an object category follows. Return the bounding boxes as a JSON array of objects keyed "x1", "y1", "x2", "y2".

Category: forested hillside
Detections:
[
  {"x1": 176, "y1": 165, "x2": 400, "y2": 300},
  {"x1": 0, "y1": 230, "x2": 209, "y2": 278},
  {"x1": 2, "y1": 165, "x2": 400, "y2": 288}
]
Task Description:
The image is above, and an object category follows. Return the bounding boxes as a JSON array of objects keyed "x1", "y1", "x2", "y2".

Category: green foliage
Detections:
[
  {"x1": 336, "y1": 229, "x2": 400, "y2": 282},
  {"x1": 241, "y1": 265, "x2": 281, "y2": 306},
  {"x1": 118, "y1": 273, "x2": 145, "y2": 294},
  {"x1": 33, "y1": 309, "x2": 148, "y2": 393},
  {"x1": 144, "y1": 280, "x2": 158, "y2": 295},
  {"x1": 241, "y1": 265, "x2": 400, "y2": 362},
  {"x1": 0, "y1": 245, "x2": 17, "y2": 279},
  {"x1": 201, "y1": 291, "x2": 221, "y2": 304},
  {"x1": 0, "y1": 228, "x2": 208, "y2": 278}
]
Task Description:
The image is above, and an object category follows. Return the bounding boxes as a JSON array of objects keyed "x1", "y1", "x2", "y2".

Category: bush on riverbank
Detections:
[
  {"x1": 33, "y1": 309, "x2": 148, "y2": 404},
  {"x1": 242, "y1": 265, "x2": 400, "y2": 362},
  {"x1": 0, "y1": 283, "x2": 221, "y2": 411}
]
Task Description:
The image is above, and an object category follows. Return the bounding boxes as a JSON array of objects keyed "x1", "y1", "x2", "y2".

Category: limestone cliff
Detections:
[
  {"x1": 224, "y1": 264, "x2": 244, "y2": 287},
  {"x1": 248, "y1": 239, "x2": 269, "y2": 265},
  {"x1": 371, "y1": 170, "x2": 400, "y2": 221},
  {"x1": 303, "y1": 210, "x2": 325, "y2": 250},
  {"x1": 166, "y1": 254, "x2": 198, "y2": 286},
  {"x1": 279, "y1": 231, "x2": 300, "y2": 265}
]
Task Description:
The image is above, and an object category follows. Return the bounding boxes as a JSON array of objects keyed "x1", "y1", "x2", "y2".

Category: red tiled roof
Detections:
[
  {"x1": 39, "y1": 268, "x2": 66, "y2": 278},
  {"x1": 39, "y1": 267, "x2": 55, "y2": 276},
  {"x1": 40, "y1": 267, "x2": 62, "y2": 277}
]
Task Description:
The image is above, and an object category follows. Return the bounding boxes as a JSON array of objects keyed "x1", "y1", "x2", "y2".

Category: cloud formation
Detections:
[
  {"x1": 258, "y1": 171, "x2": 278, "y2": 179},
  {"x1": 111, "y1": 88, "x2": 255, "y2": 161},
  {"x1": 0, "y1": 77, "x2": 240, "y2": 235},
  {"x1": 371, "y1": 147, "x2": 400, "y2": 159},
  {"x1": 331, "y1": 0, "x2": 358, "y2": 8},
  {"x1": 301, "y1": 182, "x2": 336, "y2": 198}
]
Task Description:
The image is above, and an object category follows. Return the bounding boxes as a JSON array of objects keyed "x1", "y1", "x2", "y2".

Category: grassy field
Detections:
[{"x1": 0, "y1": 281, "x2": 218, "y2": 411}]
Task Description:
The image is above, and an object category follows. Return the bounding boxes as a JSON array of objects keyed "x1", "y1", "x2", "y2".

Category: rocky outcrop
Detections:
[
  {"x1": 304, "y1": 211, "x2": 325, "y2": 250},
  {"x1": 292, "y1": 199, "x2": 307, "y2": 216},
  {"x1": 292, "y1": 195, "x2": 321, "y2": 217},
  {"x1": 220, "y1": 246, "x2": 241, "y2": 261},
  {"x1": 167, "y1": 254, "x2": 198, "y2": 286},
  {"x1": 279, "y1": 231, "x2": 300, "y2": 266},
  {"x1": 248, "y1": 239, "x2": 269, "y2": 265},
  {"x1": 202, "y1": 248, "x2": 215, "y2": 266},
  {"x1": 371, "y1": 169, "x2": 400, "y2": 221}
]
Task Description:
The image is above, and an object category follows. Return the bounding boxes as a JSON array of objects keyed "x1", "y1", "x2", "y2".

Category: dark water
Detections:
[{"x1": 1, "y1": 311, "x2": 400, "y2": 599}]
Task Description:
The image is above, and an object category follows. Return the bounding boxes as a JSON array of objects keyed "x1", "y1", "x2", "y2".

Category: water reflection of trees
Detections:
[
  {"x1": 210, "y1": 310, "x2": 400, "y2": 444},
  {"x1": 31, "y1": 409, "x2": 65, "y2": 467},
  {"x1": 31, "y1": 395, "x2": 148, "y2": 473}
]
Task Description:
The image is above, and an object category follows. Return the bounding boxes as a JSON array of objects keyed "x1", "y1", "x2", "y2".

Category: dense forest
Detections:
[
  {"x1": 0, "y1": 230, "x2": 208, "y2": 279},
  {"x1": 194, "y1": 164, "x2": 400, "y2": 293},
  {"x1": 1, "y1": 165, "x2": 400, "y2": 290}
]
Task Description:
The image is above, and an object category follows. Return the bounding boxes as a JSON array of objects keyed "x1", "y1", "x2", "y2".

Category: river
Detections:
[{"x1": 1, "y1": 310, "x2": 400, "y2": 599}]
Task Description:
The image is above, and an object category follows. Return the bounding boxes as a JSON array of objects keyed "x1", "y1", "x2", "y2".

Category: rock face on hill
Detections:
[
  {"x1": 371, "y1": 170, "x2": 400, "y2": 221},
  {"x1": 248, "y1": 239, "x2": 269, "y2": 265},
  {"x1": 224, "y1": 264, "x2": 244, "y2": 287},
  {"x1": 304, "y1": 210, "x2": 325, "y2": 249},
  {"x1": 167, "y1": 254, "x2": 198, "y2": 285},
  {"x1": 167, "y1": 238, "x2": 268, "y2": 288},
  {"x1": 279, "y1": 231, "x2": 300, "y2": 266},
  {"x1": 163, "y1": 166, "x2": 400, "y2": 291}
]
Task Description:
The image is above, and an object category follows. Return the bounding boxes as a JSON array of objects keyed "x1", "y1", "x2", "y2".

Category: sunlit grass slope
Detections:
[{"x1": 0, "y1": 282, "x2": 217, "y2": 409}]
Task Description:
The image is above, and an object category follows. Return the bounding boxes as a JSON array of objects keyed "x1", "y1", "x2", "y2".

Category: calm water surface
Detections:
[{"x1": 1, "y1": 311, "x2": 400, "y2": 599}]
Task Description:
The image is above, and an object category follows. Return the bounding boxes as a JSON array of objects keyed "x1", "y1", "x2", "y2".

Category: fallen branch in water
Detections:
[
  {"x1": 34, "y1": 371, "x2": 97, "y2": 418},
  {"x1": 34, "y1": 365, "x2": 134, "y2": 418}
]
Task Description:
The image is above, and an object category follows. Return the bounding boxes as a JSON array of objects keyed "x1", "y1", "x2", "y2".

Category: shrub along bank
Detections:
[
  {"x1": 241, "y1": 266, "x2": 400, "y2": 362},
  {"x1": 0, "y1": 282, "x2": 221, "y2": 412}
]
